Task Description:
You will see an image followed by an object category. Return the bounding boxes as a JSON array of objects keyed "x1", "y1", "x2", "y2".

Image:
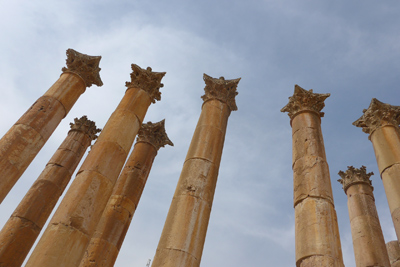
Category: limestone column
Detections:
[
  {"x1": 79, "y1": 120, "x2": 173, "y2": 267},
  {"x1": 281, "y1": 85, "x2": 344, "y2": 267},
  {"x1": 26, "y1": 64, "x2": 166, "y2": 267},
  {"x1": 151, "y1": 74, "x2": 240, "y2": 267},
  {"x1": 387, "y1": 241, "x2": 400, "y2": 267},
  {"x1": 354, "y1": 98, "x2": 400, "y2": 241},
  {"x1": 0, "y1": 116, "x2": 100, "y2": 267},
  {"x1": 0, "y1": 49, "x2": 102, "y2": 203},
  {"x1": 338, "y1": 166, "x2": 390, "y2": 267}
]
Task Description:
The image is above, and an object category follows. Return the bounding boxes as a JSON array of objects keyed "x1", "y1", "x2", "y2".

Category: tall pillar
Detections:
[
  {"x1": 26, "y1": 64, "x2": 166, "y2": 267},
  {"x1": 0, "y1": 116, "x2": 99, "y2": 267},
  {"x1": 281, "y1": 85, "x2": 344, "y2": 267},
  {"x1": 354, "y1": 98, "x2": 400, "y2": 241},
  {"x1": 79, "y1": 120, "x2": 173, "y2": 267},
  {"x1": 151, "y1": 74, "x2": 240, "y2": 267},
  {"x1": 0, "y1": 49, "x2": 102, "y2": 203},
  {"x1": 338, "y1": 166, "x2": 390, "y2": 267},
  {"x1": 387, "y1": 241, "x2": 400, "y2": 267}
]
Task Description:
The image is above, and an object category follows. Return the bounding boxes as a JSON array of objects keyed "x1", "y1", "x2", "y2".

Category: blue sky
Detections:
[{"x1": 1, "y1": 1, "x2": 400, "y2": 266}]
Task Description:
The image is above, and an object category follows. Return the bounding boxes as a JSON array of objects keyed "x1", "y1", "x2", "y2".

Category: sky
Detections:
[{"x1": 0, "y1": 1, "x2": 400, "y2": 266}]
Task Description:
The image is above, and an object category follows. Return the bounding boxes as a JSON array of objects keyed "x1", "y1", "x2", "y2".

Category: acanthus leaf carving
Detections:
[
  {"x1": 136, "y1": 120, "x2": 173, "y2": 151},
  {"x1": 69, "y1": 116, "x2": 101, "y2": 141},
  {"x1": 353, "y1": 98, "x2": 400, "y2": 137},
  {"x1": 125, "y1": 64, "x2": 166, "y2": 104},
  {"x1": 201, "y1": 74, "x2": 241, "y2": 111},
  {"x1": 338, "y1": 165, "x2": 374, "y2": 193},
  {"x1": 61, "y1": 49, "x2": 103, "y2": 87},
  {"x1": 281, "y1": 85, "x2": 330, "y2": 119}
]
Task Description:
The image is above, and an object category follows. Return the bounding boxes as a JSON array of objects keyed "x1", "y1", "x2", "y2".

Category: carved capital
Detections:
[
  {"x1": 136, "y1": 120, "x2": 173, "y2": 150},
  {"x1": 125, "y1": 64, "x2": 166, "y2": 103},
  {"x1": 61, "y1": 49, "x2": 103, "y2": 87},
  {"x1": 281, "y1": 85, "x2": 330, "y2": 119},
  {"x1": 201, "y1": 74, "x2": 240, "y2": 111},
  {"x1": 353, "y1": 98, "x2": 400, "y2": 136},
  {"x1": 69, "y1": 116, "x2": 101, "y2": 141},
  {"x1": 338, "y1": 166, "x2": 374, "y2": 193}
]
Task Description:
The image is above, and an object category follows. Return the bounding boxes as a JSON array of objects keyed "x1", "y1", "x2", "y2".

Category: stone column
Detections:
[
  {"x1": 0, "y1": 49, "x2": 102, "y2": 203},
  {"x1": 0, "y1": 116, "x2": 99, "y2": 267},
  {"x1": 151, "y1": 74, "x2": 240, "y2": 267},
  {"x1": 281, "y1": 85, "x2": 344, "y2": 267},
  {"x1": 338, "y1": 166, "x2": 390, "y2": 267},
  {"x1": 79, "y1": 120, "x2": 173, "y2": 267},
  {"x1": 354, "y1": 98, "x2": 400, "y2": 241},
  {"x1": 387, "y1": 241, "x2": 400, "y2": 267},
  {"x1": 26, "y1": 64, "x2": 165, "y2": 267}
]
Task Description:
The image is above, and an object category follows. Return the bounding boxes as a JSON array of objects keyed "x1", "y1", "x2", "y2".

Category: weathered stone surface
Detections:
[
  {"x1": 125, "y1": 64, "x2": 165, "y2": 103},
  {"x1": 281, "y1": 84, "x2": 330, "y2": 120},
  {"x1": 370, "y1": 126, "x2": 400, "y2": 174},
  {"x1": 152, "y1": 76, "x2": 238, "y2": 267},
  {"x1": 27, "y1": 223, "x2": 90, "y2": 267},
  {"x1": 295, "y1": 198, "x2": 342, "y2": 265},
  {"x1": 355, "y1": 100, "x2": 400, "y2": 242},
  {"x1": 0, "y1": 117, "x2": 97, "y2": 267},
  {"x1": 293, "y1": 156, "x2": 333, "y2": 206},
  {"x1": 387, "y1": 241, "x2": 400, "y2": 266},
  {"x1": 136, "y1": 120, "x2": 173, "y2": 150},
  {"x1": 338, "y1": 166, "x2": 373, "y2": 193},
  {"x1": 80, "y1": 122, "x2": 172, "y2": 267},
  {"x1": 201, "y1": 74, "x2": 240, "y2": 111},
  {"x1": 282, "y1": 86, "x2": 344, "y2": 267},
  {"x1": 338, "y1": 167, "x2": 390, "y2": 267},
  {"x1": 62, "y1": 48, "x2": 103, "y2": 88},
  {"x1": 0, "y1": 49, "x2": 102, "y2": 204},
  {"x1": 353, "y1": 98, "x2": 400, "y2": 137},
  {"x1": 26, "y1": 65, "x2": 164, "y2": 267}
]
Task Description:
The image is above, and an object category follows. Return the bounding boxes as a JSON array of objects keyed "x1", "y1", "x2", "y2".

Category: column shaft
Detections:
[
  {"x1": 79, "y1": 120, "x2": 172, "y2": 267},
  {"x1": 0, "y1": 117, "x2": 98, "y2": 267},
  {"x1": 282, "y1": 85, "x2": 344, "y2": 267},
  {"x1": 26, "y1": 64, "x2": 165, "y2": 267},
  {"x1": 338, "y1": 166, "x2": 390, "y2": 267},
  {"x1": 152, "y1": 99, "x2": 230, "y2": 267},
  {"x1": 371, "y1": 126, "x2": 400, "y2": 240},
  {"x1": 348, "y1": 184, "x2": 390, "y2": 266},
  {"x1": 0, "y1": 49, "x2": 102, "y2": 203},
  {"x1": 26, "y1": 88, "x2": 150, "y2": 267},
  {"x1": 387, "y1": 241, "x2": 400, "y2": 267},
  {"x1": 292, "y1": 112, "x2": 343, "y2": 267},
  {"x1": 80, "y1": 142, "x2": 157, "y2": 267}
]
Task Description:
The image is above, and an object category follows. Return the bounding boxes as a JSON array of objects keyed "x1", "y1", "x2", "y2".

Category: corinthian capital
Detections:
[
  {"x1": 136, "y1": 120, "x2": 173, "y2": 151},
  {"x1": 61, "y1": 49, "x2": 103, "y2": 87},
  {"x1": 353, "y1": 98, "x2": 400, "y2": 136},
  {"x1": 338, "y1": 166, "x2": 374, "y2": 193},
  {"x1": 125, "y1": 64, "x2": 166, "y2": 103},
  {"x1": 69, "y1": 116, "x2": 101, "y2": 141},
  {"x1": 281, "y1": 85, "x2": 330, "y2": 119},
  {"x1": 201, "y1": 74, "x2": 241, "y2": 111}
]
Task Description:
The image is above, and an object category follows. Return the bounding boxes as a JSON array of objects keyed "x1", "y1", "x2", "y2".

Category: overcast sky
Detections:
[{"x1": 1, "y1": 1, "x2": 400, "y2": 266}]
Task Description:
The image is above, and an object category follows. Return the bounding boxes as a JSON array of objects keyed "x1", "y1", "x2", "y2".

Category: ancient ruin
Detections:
[
  {"x1": 1, "y1": 48, "x2": 400, "y2": 267},
  {"x1": 338, "y1": 166, "x2": 390, "y2": 267},
  {"x1": 0, "y1": 49, "x2": 102, "y2": 204},
  {"x1": 151, "y1": 75, "x2": 240, "y2": 267},
  {"x1": 79, "y1": 120, "x2": 173, "y2": 267},
  {"x1": 25, "y1": 63, "x2": 165, "y2": 267},
  {"x1": 281, "y1": 85, "x2": 344, "y2": 267}
]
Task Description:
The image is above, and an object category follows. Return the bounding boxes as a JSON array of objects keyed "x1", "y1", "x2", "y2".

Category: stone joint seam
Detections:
[
  {"x1": 381, "y1": 162, "x2": 400, "y2": 178},
  {"x1": 161, "y1": 247, "x2": 199, "y2": 262},
  {"x1": 75, "y1": 169, "x2": 114, "y2": 187},
  {"x1": 184, "y1": 157, "x2": 214, "y2": 165},
  {"x1": 11, "y1": 215, "x2": 42, "y2": 232},
  {"x1": 294, "y1": 195, "x2": 335, "y2": 208}
]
